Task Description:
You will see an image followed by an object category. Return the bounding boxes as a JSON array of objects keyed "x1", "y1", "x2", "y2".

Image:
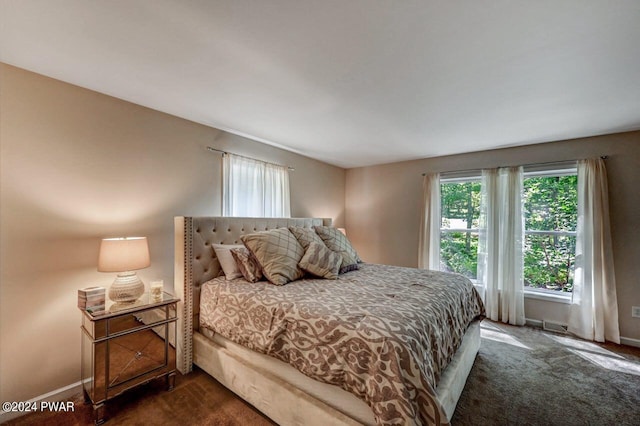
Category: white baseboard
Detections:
[
  {"x1": 0, "y1": 381, "x2": 82, "y2": 423},
  {"x1": 525, "y1": 318, "x2": 543, "y2": 328},
  {"x1": 620, "y1": 336, "x2": 640, "y2": 348},
  {"x1": 526, "y1": 318, "x2": 640, "y2": 348}
]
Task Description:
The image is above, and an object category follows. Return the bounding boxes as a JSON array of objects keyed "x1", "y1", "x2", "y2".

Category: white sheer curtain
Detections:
[
  {"x1": 418, "y1": 173, "x2": 441, "y2": 269},
  {"x1": 568, "y1": 159, "x2": 620, "y2": 343},
  {"x1": 222, "y1": 153, "x2": 291, "y2": 217},
  {"x1": 477, "y1": 167, "x2": 525, "y2": 325}
]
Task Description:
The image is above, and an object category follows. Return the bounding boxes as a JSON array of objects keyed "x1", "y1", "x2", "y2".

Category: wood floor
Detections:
[{"x1": 5, "y1": 367, "x2": 275, "y2": 426}]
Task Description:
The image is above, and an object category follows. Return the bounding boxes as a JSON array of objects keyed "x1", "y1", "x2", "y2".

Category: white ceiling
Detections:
[{"x1": 2, "y1": 1, "x2": 640, "y2": 168}]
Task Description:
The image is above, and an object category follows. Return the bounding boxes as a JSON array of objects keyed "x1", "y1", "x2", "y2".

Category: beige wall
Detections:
[
  {"x1": 346, "y1": 133, "x2": 640, "y2": 341},
  {"x1": 0, "y1": 64, "x2": 345, "y2": 403}
]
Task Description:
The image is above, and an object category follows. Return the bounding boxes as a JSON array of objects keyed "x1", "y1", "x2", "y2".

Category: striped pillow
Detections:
[
  {"x1": 299, "y1": 242, "x2": 342, "y2": 279},
  {"x1": 230, "y1": 247, "x2": 263, "y2": 283}
]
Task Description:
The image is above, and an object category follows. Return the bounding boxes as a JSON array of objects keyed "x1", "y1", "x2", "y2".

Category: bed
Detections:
[{"x1": 174, "y1": 216, "x2": 484, "y2": 426}]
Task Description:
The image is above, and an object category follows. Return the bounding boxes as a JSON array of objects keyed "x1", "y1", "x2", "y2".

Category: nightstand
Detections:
[{"x1": 80, "y1": 291, "x2": 178, "y2": 424}]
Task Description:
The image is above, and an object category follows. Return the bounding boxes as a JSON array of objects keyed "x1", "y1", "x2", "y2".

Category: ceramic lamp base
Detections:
[{"x1": 108, "y1": 271, "x2": 145, "y2": 303}]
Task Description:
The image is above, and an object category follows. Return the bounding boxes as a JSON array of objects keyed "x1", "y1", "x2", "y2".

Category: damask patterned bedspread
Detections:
[{"x1": 200, "y1": 263, "x2": 485, "y2": 426}]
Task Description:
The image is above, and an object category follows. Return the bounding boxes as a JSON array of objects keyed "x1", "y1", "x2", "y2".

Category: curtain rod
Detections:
[
  {"x1": 421, "y1": 156, "x2": 608, "y2": 176},
  {"x1": 207, "y1": 147, "x2": 295, "y2": 171}
]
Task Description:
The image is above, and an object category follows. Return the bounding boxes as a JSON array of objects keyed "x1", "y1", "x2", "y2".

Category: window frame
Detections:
[
  {"x1": 521, "y1": 167, "x2": 577, "y2": 301},
  {"x1": 439, "y1": 175, "x2": 482, "y2": 283},
  {"x1": 438, "y1": 167, "x2": 578, "y2": 303}
]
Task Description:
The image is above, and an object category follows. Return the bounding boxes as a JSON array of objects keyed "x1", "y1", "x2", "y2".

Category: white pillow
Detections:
[{"x1": 213, "y1": 244, "x2": 244, "y2": 280}]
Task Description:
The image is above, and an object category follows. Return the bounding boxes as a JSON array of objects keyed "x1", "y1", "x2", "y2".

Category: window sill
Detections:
[
  {"x1": 471, "y1": 282, "x2": 572, "y2": 304},
  {"x1": 524, "y1": 289, "x2": 572, "y2": 304}
]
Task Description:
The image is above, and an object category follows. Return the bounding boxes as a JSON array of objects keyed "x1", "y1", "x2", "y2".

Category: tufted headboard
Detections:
[{"x1": 173, "y1": 216, "x2": 331, "y2": 373}]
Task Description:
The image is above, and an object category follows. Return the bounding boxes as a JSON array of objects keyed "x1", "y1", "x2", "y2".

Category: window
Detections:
[
  {"x1": 440, "y1": 177, "x2": 481, "y2": 280},
  {"x1": 222, "y1": 153, "x2": 291, "y2": 217},
  {"x1": 523, "y1": 169, "x2": 577, "y2": 294},
  {"x1": 439, "y1": 168, "x2": 578, "y2": 294}
]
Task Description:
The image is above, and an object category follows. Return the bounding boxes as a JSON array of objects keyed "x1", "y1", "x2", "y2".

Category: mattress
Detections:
[{"x1": 199, "y1": 263, "x2": 484, "y2": 425}]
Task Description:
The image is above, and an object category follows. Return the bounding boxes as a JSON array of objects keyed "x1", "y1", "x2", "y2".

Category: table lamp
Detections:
[{"x1": 98, "y1": 237, "x2": 150, "y2": 303}]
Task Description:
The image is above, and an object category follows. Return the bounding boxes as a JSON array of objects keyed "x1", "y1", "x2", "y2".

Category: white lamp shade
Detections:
[{"x1": 98, "y1": 237, "x2": 151, "y2": 272}]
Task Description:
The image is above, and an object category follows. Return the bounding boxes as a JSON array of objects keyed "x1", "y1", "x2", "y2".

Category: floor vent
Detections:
[{"x1": 543, "y1": 320, "x2": 568, "y2": 334}]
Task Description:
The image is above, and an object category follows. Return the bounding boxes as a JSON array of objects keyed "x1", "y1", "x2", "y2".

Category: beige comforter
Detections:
[{"x1": 200, "y1": 263, "x2": 485, "y2": 425}]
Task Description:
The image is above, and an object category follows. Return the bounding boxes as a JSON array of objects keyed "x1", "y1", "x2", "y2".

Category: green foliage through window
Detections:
[
  {"x1": 439, "y1": 174, "x2": 577, "y2": 292},
  {"x1": 523, "y1": 175, "x2": 577, "y2": 292},
  {"x1": 440, "y1": 181, "x2": 480, "y2": 280}
]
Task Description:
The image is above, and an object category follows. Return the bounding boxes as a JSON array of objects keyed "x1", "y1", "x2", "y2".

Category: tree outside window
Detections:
[
  {"x1": 439, "y1": 171, "x2": 577, "y2": 293},
  {"x1": 440, "y1": 180, "x2": 481, "y2": 280},
  {"x1": 523, "y1": 173, "x2": 577, "y2": 292}
]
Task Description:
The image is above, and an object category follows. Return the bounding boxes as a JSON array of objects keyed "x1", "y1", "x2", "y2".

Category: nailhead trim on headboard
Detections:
[{"x1": 181, "y1": 217, "x2": 194, "y2": 373}]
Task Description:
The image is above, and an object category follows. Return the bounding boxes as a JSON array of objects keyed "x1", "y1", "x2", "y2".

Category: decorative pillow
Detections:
[
  {"x1": 212, "y1": 244, "x2": 245, "y2": 280},
  {"x1": 299, "y1": 242, "x2": 342, "y2": 279},
  {"x1": 240, "y1": 228, "x2": 305, "y2": 286},
  {"x1": 230, "y1": 247, "x2": 263, "y2": 283},
  {"x1": 288, "y1": 226, "x2": 327, "y2": 251},
  {"x1": 313, "y1": 226, "x2": 360, "y2": 274}
]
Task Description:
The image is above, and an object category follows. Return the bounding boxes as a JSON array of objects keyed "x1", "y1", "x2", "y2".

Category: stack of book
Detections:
[{"x1": 78, "y1": 286, "x2": 106, "y2": 315}]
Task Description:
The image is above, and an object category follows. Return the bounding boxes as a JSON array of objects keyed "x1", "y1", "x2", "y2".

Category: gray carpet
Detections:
[{"x1": 452, "y1": 321, "x2": 640, "y2": 426}]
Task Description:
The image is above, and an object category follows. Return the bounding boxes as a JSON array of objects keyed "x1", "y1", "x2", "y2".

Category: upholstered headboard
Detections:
[{"x1": 174, "y1": 216, "x2": 332, "y2": 373}]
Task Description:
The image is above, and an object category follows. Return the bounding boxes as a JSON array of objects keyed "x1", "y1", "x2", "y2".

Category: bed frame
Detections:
[{"x1": 174, "y1": 216, "x2": 480, "y2": 425}]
